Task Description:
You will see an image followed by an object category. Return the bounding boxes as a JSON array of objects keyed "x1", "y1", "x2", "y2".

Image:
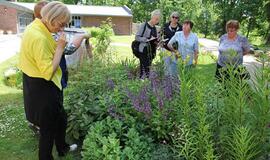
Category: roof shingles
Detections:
[{"x1": 9, "y1": 2, "x2": 132, "y2": 17}]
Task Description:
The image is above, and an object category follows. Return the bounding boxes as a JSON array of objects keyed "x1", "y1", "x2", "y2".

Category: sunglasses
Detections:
[{"x1": 172, "y1": 16, "x2": 179, "y2": 20}]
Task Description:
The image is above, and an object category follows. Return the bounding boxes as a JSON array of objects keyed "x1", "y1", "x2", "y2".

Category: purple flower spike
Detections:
[{"x1": 107, "y1": 79, "x2": 115, "y2": 90}]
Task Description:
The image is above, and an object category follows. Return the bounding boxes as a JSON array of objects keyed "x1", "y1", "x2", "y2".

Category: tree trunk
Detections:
[
  {"x1": 266, "y1": 33, "x2": 270, "y2": 45},
  {"x1": 266, "y1": 25, "x2": 270, "y2": 45},
  {"x1": 246, "y1": 18, "x2": 252, "y2": 39}
]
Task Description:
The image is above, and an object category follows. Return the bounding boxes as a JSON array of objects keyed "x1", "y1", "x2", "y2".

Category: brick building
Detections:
[{"x1": 0, "y1": 1, "x2": 133, "y2": 35}]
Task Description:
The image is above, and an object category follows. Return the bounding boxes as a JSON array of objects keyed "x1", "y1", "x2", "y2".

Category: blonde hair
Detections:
[
  {"x1": 226, "y1": 20, "x2": 240, "y2": 31},
  {"x1": 40, "y1": 1, "x2": 71, "y2": 26},
  {"x1": 151, "y1": 9, "x2": 161, "y2": 18},
  {"x1": 34, "y1": 0, "x2": 48, "y2": 19}
]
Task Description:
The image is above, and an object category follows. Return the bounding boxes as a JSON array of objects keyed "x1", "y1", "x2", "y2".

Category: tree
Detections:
[
  {"x1": 206, "y1": 0, "x2": 266, "y2": 38},
  {"x1": 265, "y1": 0, "x2": 270, "y2": 44}
]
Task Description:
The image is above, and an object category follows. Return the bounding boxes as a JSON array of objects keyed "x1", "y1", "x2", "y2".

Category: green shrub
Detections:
[
  {"x1": 81, "y1": 117, "x2": 123, "y2": 160},
  {"x1": 81, "y1": 117, "x2": 153, "y2": 160},
  {"x1": 227, "y1": 126, "x2": 259, "y2": 160},
  {"x1": 3, "y1": 67, "x2": 22, "y2": 89},
  {"x1": 64, "y1": 60, "x2": 109, "y2": 140},
  {"x1": 84, "y1": 18, "x2": 114, "y2": 59},
  {"x1": 150, "y1": 144, "x2": 176, "y2": 160}
]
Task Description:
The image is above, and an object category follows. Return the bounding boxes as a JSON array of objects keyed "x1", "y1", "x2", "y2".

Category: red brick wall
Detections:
[
  {"x1": 82, "y1": 16, "x2": 132, "y2": 35},
  {"x1": 0, "y1": 5, "x2": 17, "y2": 34}
]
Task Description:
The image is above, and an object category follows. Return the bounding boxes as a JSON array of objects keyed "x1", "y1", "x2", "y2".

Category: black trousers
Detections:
[
  {"x1": 23, "y1": 73, "x2": 69, "y2": 160},
  {"x1": 135, "y1": 44, "x2": 156, "y2": 78},
  {"x1": 215, "y1": 63, "x2": 250, "y2": 83}
]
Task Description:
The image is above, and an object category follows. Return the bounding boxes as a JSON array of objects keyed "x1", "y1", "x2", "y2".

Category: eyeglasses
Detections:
[{"x1": 172, "y1": 16, "x2": 179, "y2": 20}]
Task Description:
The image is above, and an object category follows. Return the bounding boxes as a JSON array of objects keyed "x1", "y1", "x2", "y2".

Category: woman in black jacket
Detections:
[
  {"x1": 161, "y1": 12, "x2": 182, "y2": 77},
  {"x1": 163, "y1": 12, "x2": 182, "y2": 51},
  {"x1": 135, "y1": 9, "x2": 161, "y2": 78}
]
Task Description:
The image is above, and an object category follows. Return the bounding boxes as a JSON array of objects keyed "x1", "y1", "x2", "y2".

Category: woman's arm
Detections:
[
  {"x1": 242, "y1": 37, "x2": 250, "y2": 55},
  {"x1": 63, "y1": 33, "x2": 91, "y2": 55},
  {"x1": 194, "y1": 35, "x2": 199, "y2": 65},
  {"x1": 194, "y1": 51, "x2": 198, "y2": 65},
  {"x1": 135, "y1": 23, "x2": 148, "y2": 42},
  {"x1": 167, "y1": 34, "x2": 178, "y2": 53},
  {"x1": 52, "y1": 32, "x2": 67, "y2": 77},
  {"x1": 72, "y1": 33, "x2": 91, "y2": 48}
]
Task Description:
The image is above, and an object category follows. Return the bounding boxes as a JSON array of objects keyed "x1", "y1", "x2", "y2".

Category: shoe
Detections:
[
  {"x1": 28, "y1": 122, "x2": 40, "y2": 135},
  {"x1": 69, "y1": 144, "x2": 78, "y2": 152},
  {"x1": 58, "y1": 144, "x2": 78, "y2": 157}
]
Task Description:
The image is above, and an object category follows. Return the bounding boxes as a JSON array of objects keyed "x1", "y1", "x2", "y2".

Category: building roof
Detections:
[{"x1": 0, "y1": 1, "x2": 132, "y2": 17}]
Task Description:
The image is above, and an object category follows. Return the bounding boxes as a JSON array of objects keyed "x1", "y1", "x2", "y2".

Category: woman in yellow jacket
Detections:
[{"x1": 18, "y1": 2, "x2": 76, "y2": 159}]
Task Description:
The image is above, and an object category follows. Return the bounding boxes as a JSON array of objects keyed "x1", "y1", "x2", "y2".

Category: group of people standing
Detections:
[
  {"x1": 133, "y1": 9, "x2": 250, "y2": 80},
  {"x1": 18, "y1": 2, "x2": 250, "y2": 159}
]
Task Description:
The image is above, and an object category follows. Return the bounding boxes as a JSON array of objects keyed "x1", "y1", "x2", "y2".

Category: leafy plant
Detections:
[
  {"x1": 84, "y1": 18, "x2": 114, "y2": 59},
  {"x1": 227, "y1": 126, "x2": 259, "y2": 160},
  {"x1": 3, "y1": 67, "x2": 22, "y2": 89},
  {"x1": 81, "y1": 117, "x2": 123, "y2": 160},
  {"x1": 122, "y1": 128, "x2": 152, "y2": 160},
  {"x1": 81, "y1": 117, "x2": 153, "y2": 160},
  {"x1": 150, "y1": 144, "x2": 176, "y2": 160}
]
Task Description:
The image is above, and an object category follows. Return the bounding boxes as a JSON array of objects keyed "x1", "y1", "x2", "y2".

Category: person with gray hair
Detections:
[
  {"x1": 161, "y1": 12, "x2": 183, "y2": 77},
  {"x1": 163, "y1": 11, "x2": 182, "y2": 51},
  {"x1": 133, "y1": 9, "x2": 161, "y2": 78}
]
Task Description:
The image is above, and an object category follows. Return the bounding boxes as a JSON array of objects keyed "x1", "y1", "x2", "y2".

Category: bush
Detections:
[
  {"x1": 83, "y1": 18, "x2": 114, "y2": 58},
  {"x1": 81, "y1": 116, "x2": 153, "y2": 160},
  {"x1": 3, "y1": 67, "x2": 22, "y2": 89}
]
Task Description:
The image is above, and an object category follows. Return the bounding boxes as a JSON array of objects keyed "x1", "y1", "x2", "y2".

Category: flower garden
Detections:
[{"x1": 65, "y1": 22, "x2": 270, "y2": 160}]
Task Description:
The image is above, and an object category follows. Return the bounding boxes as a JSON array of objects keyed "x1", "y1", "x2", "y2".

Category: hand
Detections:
[
  {"x1": 57, "y1": 32, "x2": 67, "y2": 49},
  {"x1": 175, "y1": 52, "x2": 180, "y2": 59},
  {"x1": 148, "y1": 36, "x2": 157, "y2": 42},
  {"x1": 194, "y1": 60, "x2": 198, "y2": 66}
]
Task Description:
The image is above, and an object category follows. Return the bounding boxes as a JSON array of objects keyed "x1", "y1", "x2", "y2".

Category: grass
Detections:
[
  {"x1": 194, "y1": 53, "x2": 217, "y2": 86},
  {"x1": 0, "y1": 55, "x2": 38, "y2": 160},
  {"x1": 109, "y1": 45, "x2": 135, "y2": 62},
  {"x1": 111, "y1": 35, "x2": 135, "y2": 44},
  {"x1": 0, "y1": 35, "x2": 217, "y2": 160}
]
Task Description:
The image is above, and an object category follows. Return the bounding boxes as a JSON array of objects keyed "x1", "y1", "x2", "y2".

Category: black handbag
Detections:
[{"x1": 131, "y1": 40, "x2": 141, "y2": 58}]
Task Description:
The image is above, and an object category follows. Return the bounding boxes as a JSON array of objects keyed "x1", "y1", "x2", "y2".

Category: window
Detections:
[
  {"x1": 69, "y1": 16, "x2": 81, "y2": 28},
  {"x1": 18, "y1": 13, "x2": 33, "y2": 33}
]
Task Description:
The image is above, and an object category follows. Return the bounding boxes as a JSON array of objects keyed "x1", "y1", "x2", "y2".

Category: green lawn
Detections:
[
  {"x1": 110, "y1": 45, "x2": 135, "y2": 62},
  {"x1": 0, "y1": 56, "x2": 37, "y2": 160},
  {"x1": 111, "y1": 35, "x2": 135, "y2": 44},
  {"x1": 0, "y1": 35, "x2": 216, "y2": 160}
]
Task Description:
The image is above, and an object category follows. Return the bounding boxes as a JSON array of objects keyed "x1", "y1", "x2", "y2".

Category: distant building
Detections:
[{"x1": 0, "y1": 1, "x2": 133, "y2": 35}]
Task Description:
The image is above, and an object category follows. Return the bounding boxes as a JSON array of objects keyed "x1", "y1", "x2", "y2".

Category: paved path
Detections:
[
  {"x1": 0, "y1": 35, "x2": 21, "y2": 64},
  {"x1": 199, "y1": 38, "x2": 219, "y2": 56}
]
